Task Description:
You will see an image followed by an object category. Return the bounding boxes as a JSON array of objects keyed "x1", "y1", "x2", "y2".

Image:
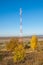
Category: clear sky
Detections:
[{"x1": 0, "y1": 0, "x2": 43, "y2": 36}]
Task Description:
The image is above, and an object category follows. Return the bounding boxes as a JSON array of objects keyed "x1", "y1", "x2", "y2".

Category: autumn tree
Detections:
[
  {"x1": 30, "y1": 35, "x2": 38, "y2": 51},
  {"x1": 6, "y1": 38, "x2": 18, "y2": 51},
  {"x1": 13, "y1": 42, "x2": 25, "y2": 62},
  {"x1": 6, "y1": 38, "x2": 26, "y2": 63}
]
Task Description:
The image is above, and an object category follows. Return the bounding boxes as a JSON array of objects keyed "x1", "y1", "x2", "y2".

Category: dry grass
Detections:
[
  {"x1": 0, "y1": 51, "x2": 43, "y2": 65},
  {"x1": 0, "y1": 40, "x2": 43, "y2": 65}
]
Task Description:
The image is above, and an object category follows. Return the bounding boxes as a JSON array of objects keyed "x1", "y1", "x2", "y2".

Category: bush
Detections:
[
  {"x1": 6, "y1": 38, "x2": 26, "y2": 63},
  {"x1": 30, "y1": 35, "x2": 38, "y2": 51},
  {"x1": 13, "y1": 43, "x2": 26, "y2": 63}
]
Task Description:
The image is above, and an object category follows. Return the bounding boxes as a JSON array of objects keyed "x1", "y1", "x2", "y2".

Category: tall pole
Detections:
[{"x1": 19, "y1": 8, "x2": 23, "y2": 42}]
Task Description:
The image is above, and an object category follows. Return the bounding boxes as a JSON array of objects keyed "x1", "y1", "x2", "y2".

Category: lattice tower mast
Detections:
[{"x1": 20, "y1": 8, "x2": 23, "y2": 42}]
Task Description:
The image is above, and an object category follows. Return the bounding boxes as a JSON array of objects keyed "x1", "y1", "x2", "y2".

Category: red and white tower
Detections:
[{"x1": 19, "y1": 8, "x2": 23, "y2": 42}]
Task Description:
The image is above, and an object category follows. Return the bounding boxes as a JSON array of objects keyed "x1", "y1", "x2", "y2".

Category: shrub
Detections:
[
  {"x1": 30, "y1": 35, "x2": 38, "y2": 51},
  {"x1": 6, "y1": 38, "x2": 26, "y2": 63},
  {"x1": 13, "y1": 43, "x2": 26, "y2": 62}
]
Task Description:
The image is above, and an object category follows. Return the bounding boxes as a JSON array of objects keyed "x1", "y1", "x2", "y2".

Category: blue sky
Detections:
[{"x1": 0, "y1": 0, "x2": 43, "y2": 36}]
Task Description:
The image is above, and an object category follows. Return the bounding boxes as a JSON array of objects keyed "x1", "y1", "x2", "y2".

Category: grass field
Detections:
[
  {"x1": 0, "y1": 51, "x2": 43, "y2": 65},
  {"x1": 0, "y1": 40, "x2": 43, "y2": 65}
]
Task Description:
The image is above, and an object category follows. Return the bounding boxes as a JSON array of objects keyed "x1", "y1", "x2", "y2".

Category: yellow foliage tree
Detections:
[
  {"x1": 30, "y1": 35, "x2": 38, "y2": 51},
  {"x1": 13, "y1": 42, "x2": 25, "y2": 62},
  {"x1": 6, "y1": 38, "x2": 18, "y2": 51},
  {"x1": 6, "y1": 38, "x2": 25, "y2": 62}
]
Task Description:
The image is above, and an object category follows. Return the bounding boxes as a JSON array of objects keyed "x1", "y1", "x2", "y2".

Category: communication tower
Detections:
[{"x1": 19, "y1": 8, "x2": 23, "y2": 42}]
